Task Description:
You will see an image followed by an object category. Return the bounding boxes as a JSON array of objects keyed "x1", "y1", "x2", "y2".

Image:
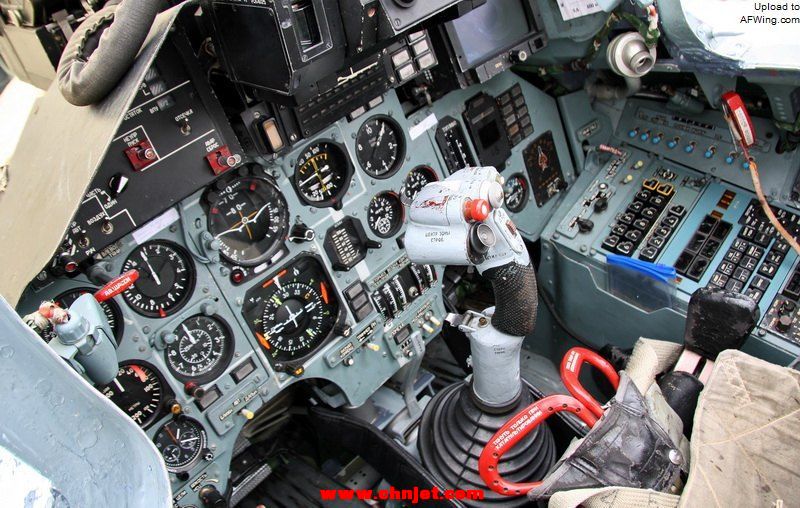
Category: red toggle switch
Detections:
[{"x1": 95, "y1": 270, "x2": 139, "y2": 303}]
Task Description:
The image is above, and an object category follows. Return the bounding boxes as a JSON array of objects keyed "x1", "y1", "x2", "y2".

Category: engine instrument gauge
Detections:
[
  {"x1": 99, "y1": 363, "x2": 164, "y2": 428},
  {"x1": 367, "y1": 192, "x2": 404, "y2": 238},
  {"x1": 243, "y1": 256, "x2": 342, "y2": 365},
  {"x1": 207, "y1": 176, "x2": 288, "y2": 266},
  {"x1": 294, "y1": 141, "x2": 353, "y2": 208},
  {"x1": 165, "y1": 315, "x2": 234, "y2": 383},
  {"x1": 121, "y1": 241, "x2": 195, "y2": 318},
  {"x1": 400, "y1": 166, "x2": 438, "y2": 205},
  {"x1": 153, "y1": 418, "x2": 207, "y2": 473},
  {"x1": 504, "y1": 173, "x2": 529, "y2": 213},
  {"x1": 356, "y1": 116, "x2": 405, "y2": 179},
  {"x1": 45, "y1": 287, "x2": 123, "y2": 344},
  {"x1": 435, "y1": 116, "x2": 476, "y2": 175}
]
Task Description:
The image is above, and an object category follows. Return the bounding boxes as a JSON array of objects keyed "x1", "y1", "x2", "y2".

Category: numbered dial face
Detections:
[
  {"x1": 368, "y1": 192, "x2": 404, "y2": 238},
  {"x1": 504, "y1": 174, "x2": 529, "y2": 213},
  {"x1": 243, "y1": 256, "x2": 340, "y2": 363},
  {"x1": 356, "y1": 116, "x2": 405, "y2": 178},
  {"x1": 294, "y1": 141, "x2": 352, "y2": 207},
  {"x1": 165, "y1": 315, "x2": 234, "y2": 383},
  {"x1": 100, "y1": 363, "x2": 164, "y2": 428},
  {"x1": 121, "y1": 241, "x2": 195, "y2": 318},
  {"x1": 208, "y1": 176, "x2": 289, "y2": 266},
  {"x1": 153, "y1": 418, "x2": 207, "y2": 473},
  {"x1": 400, "y1": 166, "x2": 438, "y2": 204},
  {"x1": 46, "y1": 288, "x2": 123, "y2": 344}
]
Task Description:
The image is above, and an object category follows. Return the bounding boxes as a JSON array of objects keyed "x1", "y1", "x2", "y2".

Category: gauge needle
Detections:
[
  {"x1": 141, "y1": 251, "x2": 162, "y2": 286},
  {"x1": 181, "y1": 436, "x2": 199, "y2": 445},
  {"x1": 165, "y1": 426, "x2": 178, "y2": 445},
  {"x1": 239, "y1": 211, "x2": 253, "y2": 240},
  {"x1": 310, "y1": 158, "x2": 329, "y2": 193},
  {"x1": 182, "y1": 324, "x2": 197, "y2": 345}
]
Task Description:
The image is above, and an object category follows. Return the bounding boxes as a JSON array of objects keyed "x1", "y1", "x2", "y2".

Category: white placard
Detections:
[
  {"x1": 409, "y1": 113, "x2": 438, "y2": 141},
  {"x1": 132, "y1": 207, "x2": 180, "y2": 245},
  {"x1": 557, "y1": 0, "x2": 603, "y2": 21}
]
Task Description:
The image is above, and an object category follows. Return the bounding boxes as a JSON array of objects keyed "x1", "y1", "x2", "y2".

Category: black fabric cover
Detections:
[
  {"x1": 482, "y1": 262, "x2": 538, "y2": 337},
  {"x1": 527, "y1": 373, "x2": 682, "y2": 501}
]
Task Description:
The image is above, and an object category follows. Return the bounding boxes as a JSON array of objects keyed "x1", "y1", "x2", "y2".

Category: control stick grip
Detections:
[
  {"x1": 95, "y1": 270, "x2": 139, "y2": 303},
  {"x1": 482, "y1": 262, "x2": 538, "y2": 337}
]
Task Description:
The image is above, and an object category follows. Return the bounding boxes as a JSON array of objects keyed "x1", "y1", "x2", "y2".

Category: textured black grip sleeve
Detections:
[{"x1": 483, "y1": 262, "x2": 538, "y2": 337}]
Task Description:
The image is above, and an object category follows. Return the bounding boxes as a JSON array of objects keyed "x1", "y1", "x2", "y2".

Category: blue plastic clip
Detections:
[{"x1": 606, "y1": 254, "x2": 677, "y2": 284}]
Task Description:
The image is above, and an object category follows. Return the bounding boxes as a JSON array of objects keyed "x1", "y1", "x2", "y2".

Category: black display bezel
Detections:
[
  {"x1": 292, "y1": 139, "x2": 354, "y2": 209},
  {"x1": 163, "y1": 314, "x2": 236, "y2": 385},
  {"x1": 355, "y1": 115, "x2": 407, "y2": 180}
]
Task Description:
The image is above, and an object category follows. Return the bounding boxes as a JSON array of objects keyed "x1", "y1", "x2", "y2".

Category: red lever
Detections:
[
  {"x1": 94, "y1": 270, "x2": 139, "y2": 303},
  {"x1": 560, "y1": 347, "x2": 620, "y2": 419},
  {"x1": 478, "y1": 395, "x2": 597, "y2": 496}
]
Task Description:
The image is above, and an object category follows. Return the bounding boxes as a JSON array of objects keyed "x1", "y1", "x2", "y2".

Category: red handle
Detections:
[
  {"x1": 560, "y1": 347, "x2": 620, "y2": 419},
  {"x1": 94, "y1": 270, "x2": 139, "y2": 302},
  {"x1": 479, "y1": 395, "x2": 597, "y2": 496}
]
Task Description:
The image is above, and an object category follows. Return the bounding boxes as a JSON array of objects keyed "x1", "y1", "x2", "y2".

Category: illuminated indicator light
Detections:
[
  {"x1": 293, "y1": 367, "x2": 304, "y2": 376},
  {"x1": 131, "y1": 365, "x2": 147, "y2": 382},
  {"x1": 320, "y1": 282, "x2": 329, "y2": 304},
  {"x1": 231, "y1": 270, "x2": 244, "y2": 284}
]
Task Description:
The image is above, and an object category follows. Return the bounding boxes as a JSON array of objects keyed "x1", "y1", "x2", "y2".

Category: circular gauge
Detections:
[
  {"x1": 368, "y1": 192, "x2": 404, "y2": 238},
  {"x1": 243, "y1": 256, "x2": 341, "y2": 363},
  {"x1": 45, "y1": 287, "x2": 123, "y2": 345},
  {"x1": 121, "y1": 241, "x2": 195, "y2": 318},
  {"x1": 153, "y1": 418, "x2": 207, "y2": 473},
  {"x1": 504, "y1": 173, "x2": 529, "y2": 213},
  {"x1": 99, "y1": 363, "x2": 164, "y2": 428},
  {"x1": 165, "y1": 315, "x2": 234, "y2": 383},
  {"x1": 208, "y1": 176, "x2": 289, "y2": 266},
  {"x1": 356, "y1": 116, "x2": 405, "y2": 179},
  {"x1": 400, "y1": 166, "x2": 438, "y2": 204},
  {"x1": 294, "y1": 141, "x2": 353, "y2": 207}
]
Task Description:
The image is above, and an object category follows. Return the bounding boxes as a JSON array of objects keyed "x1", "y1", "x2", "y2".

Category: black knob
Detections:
[
  {"x1": 199, "y1": 485, "x2": 227, "y2": 508},
  {"x1": 576, "y1": 218, "x2": 594, "y2": 234},
  {"x1": 593, "y1": 197, "x2": 608, "y2": 213}
]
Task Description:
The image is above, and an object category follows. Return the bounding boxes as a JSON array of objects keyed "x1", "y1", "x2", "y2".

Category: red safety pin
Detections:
[{"x1": 478, "y1": 347, "x2": 620, "y2": 496}]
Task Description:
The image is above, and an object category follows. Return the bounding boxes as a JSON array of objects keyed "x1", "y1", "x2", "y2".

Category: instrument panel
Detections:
[{"x1": 17, "y1": 66, "x2": 571, "y2": 505}]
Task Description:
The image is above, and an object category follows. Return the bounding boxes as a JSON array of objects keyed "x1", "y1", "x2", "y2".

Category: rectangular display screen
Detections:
[{"x1": 446, "y1": 0, "x2": 531, "y2": 71}]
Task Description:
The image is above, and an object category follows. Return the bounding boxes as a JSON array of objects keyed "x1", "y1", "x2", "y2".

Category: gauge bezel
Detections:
[
  {"x1": 292, "y1": 139, "x2": 354, "y2": 209},
  {"x1": 164, "y1": 314, "x2": 236, "y2": 384},
  {"x1": 121, "y1": 240, "x2": 196, "y2": 319},
  {"x1": 504, "y1": 172, "x2": 530, "y2": 214},
  {"x1": 205, "y1": 172, "x2": 289, "y2": 267},
  {"x1": 355, "y1": 115, "x2": 407, "y2": 180},
  {"x1": 51, "y1": 286, "x2": 124, "y2": 345},
  {"x1": 367, "y1": 191, "x2": 405, "y2": 239},
  {"x1": 101, "y1": 360, "x2": 170, "y2": 430},
  {"x1": 153, "y1": 417, "x2": 208, "y2": 473},
  {"x1": 242, "y1": 253, "x2": 346, "y2": 372}
]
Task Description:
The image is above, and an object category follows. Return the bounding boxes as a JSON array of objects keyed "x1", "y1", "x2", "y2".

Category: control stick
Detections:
[
  {"x1": 28, "y1": 270, "x2": 138, "y2": 385},
  {"x1": 405, "y1": 167, "x2": 554, "y2": 502}
]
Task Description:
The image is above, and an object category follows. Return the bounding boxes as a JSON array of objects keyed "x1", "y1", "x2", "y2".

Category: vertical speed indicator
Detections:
[{"x1": 242, "y1": 256, "x2": 342, "y2": 367}]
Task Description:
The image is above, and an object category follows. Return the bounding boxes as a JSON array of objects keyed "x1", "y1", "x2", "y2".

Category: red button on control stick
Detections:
[
  {"x1": 464, "y1": 199, "x2": 491, "y2": 222},
  {"x1": 95, "y1": 270, "x2": 139, "y2": 303}
]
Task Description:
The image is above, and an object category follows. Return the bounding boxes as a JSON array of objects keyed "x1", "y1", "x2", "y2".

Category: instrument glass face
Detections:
[
  {"x1": 503, "y1": 173, "x2": 529, "y2": 213},
  {"x1": 121, "y1": 241, "x2": 195, "y2": 318},
  {"x1": 153, "y1": 418, "x2": 207, "y2": 472},
  {"x1": 367, "y1": 192, "x2": 404, "y2": 238},
  {"x1": 294, "y1": 141, "x2": 352, "y2": 207},
  {"x1": 99, "y1": 363, "x2": 164, "y2": 428},
  {"x1": 208, "y1": 176, "x2": 288, "y2": 266},
  {"x1": 356, "y1": 116, "x2": 405, "y2": 179},
  {"x1": 165, "y1": 315, "x2": 235, "y2": 383},
  {"x1": 243, "y1": 256, "x2": 340, "y2": 364}
]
